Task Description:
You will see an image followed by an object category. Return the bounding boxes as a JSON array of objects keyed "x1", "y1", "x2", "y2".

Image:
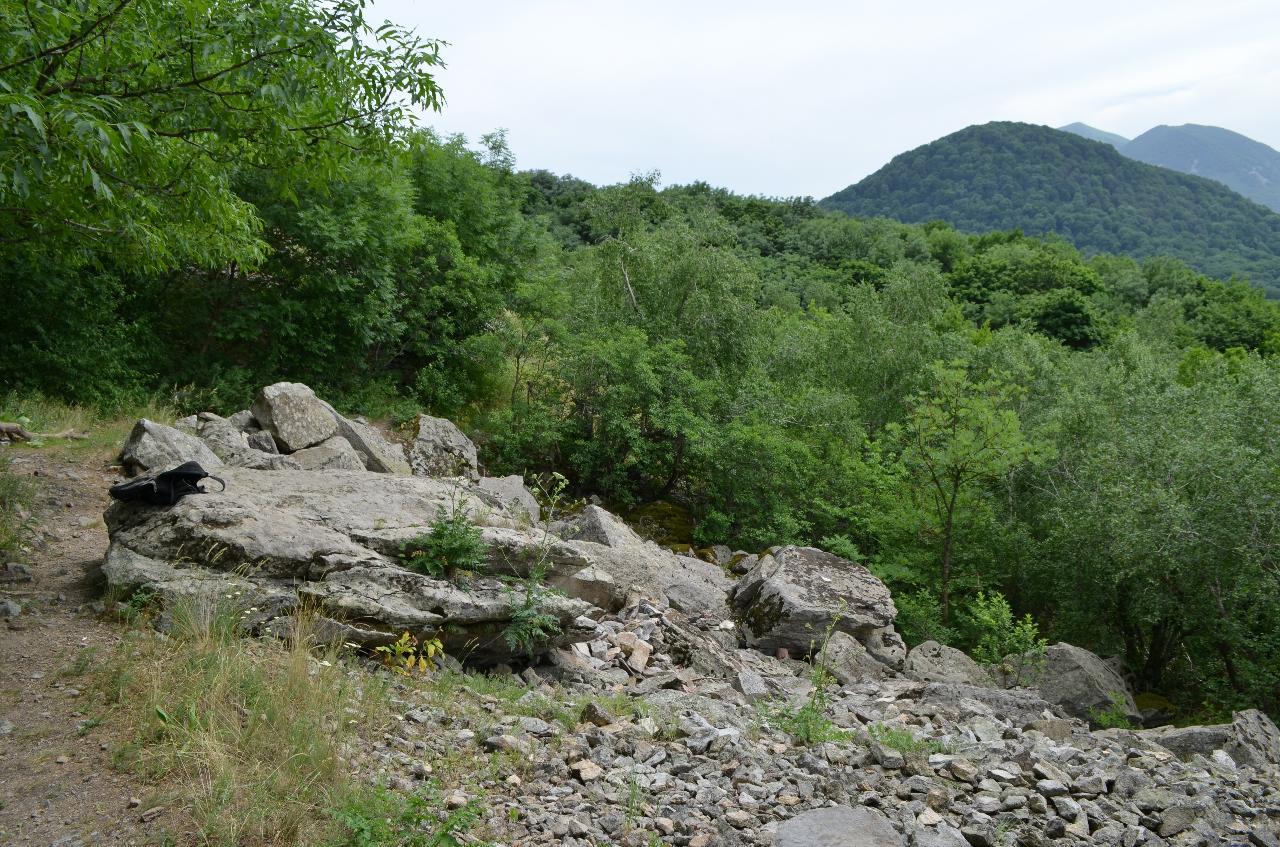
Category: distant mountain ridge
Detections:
[
  {"x1": 1060, "y1": 122, "x2": 1280, "y2": 212},
  {"x1": 1058, "y1": 122, "x2": 1129, "y2": 148},
  {"x1": 821, "y1": 121, "x2": 1280, "y2": 293}
]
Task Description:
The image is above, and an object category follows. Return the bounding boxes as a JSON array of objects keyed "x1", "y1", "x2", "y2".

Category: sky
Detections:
[{"x1": 370, "y1": 0, "x2": 1280, "y2": 198}]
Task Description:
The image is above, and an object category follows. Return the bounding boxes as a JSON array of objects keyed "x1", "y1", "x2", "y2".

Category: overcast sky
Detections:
[{"x1": 370, "y1": 0, "x2": 1280, "y2": 198}]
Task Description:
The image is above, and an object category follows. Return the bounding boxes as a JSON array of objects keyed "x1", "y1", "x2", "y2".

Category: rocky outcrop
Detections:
[
  {"x1": 291, "y1": 435, "x2": 365, "y2": 471},
  {"x1": 478, "y1": 475, "x2": 540, "y2": 523},
  {"x1": 728, "y1": 545, "x2": 899, "y2": 664},
  {"x1": 196, "y1": 416, "x2": 300, "y2": 470},
  {"x1": 906, "y1": 640, "x2": 995, "y2": 686},
  {"x1": 250, "y1": 382, "x2": 338, "y2": 452},
  {"x1": 120, "y1": 419, "x2": 223, "y2": 476},
  {"x1": 1035, "y1": 642, "x2": 1141, "y2": 726},
  {"x1": 1141, "y1": 709, "x2": 1280, "y2": 769},
  {"x1": 319, "y1": 400, "x2": 411, "y2": 475},
  {"x1": 103, "y1": 467, "x2": 594, "y2": 665},
  {"x1": 409, "y1": 414, "x2": 479, "y2": 480}
]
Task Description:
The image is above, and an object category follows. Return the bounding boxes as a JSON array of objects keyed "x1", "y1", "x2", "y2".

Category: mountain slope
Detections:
[
  {"x1": 1059, "y1": 122, "x2": 1129, "y2": 148},
  {"x1": 822, "y1": 122, "x2": 1280, "y2": 293},
  {"x1": 1122, "y1": 124, "x2": 1280, "y2": 213}
]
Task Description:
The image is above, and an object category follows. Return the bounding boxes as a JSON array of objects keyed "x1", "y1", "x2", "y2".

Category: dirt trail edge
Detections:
[{"x1": 1, "y1": 449, "x2": 160, "y2": 847}]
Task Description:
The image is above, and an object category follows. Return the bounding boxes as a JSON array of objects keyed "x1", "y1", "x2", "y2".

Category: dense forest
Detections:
[
  {"x1": 3, "y1": 1, "x2": 1279, "y2": 721},
  {"x1": 823, "y1": 122, "x2": 1280, "y2": 294},
  {"x1": 1123, "y1": 124, "x2": 1280, "y2": 213}
]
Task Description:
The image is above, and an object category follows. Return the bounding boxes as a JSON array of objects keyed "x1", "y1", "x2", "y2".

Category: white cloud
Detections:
[{"x1": 372, "y1": 0, "x2": 1280, "y2": 197}]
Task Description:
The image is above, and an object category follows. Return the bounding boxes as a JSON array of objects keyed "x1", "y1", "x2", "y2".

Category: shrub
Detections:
[
  {"x1": 401, "y1": 505, "x2": 487, "y2": 581},
  {"x1": 966, "y1": 590, "x2": 1047, "y2": 685}
]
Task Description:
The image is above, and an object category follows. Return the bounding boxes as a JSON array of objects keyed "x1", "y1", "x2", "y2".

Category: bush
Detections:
[
  {"x1": 401, "y1": 505, "x2": 488, "y2": 581},
  {"x1": 966, "y1": 591, "x2": 1047, "y2": 685}
]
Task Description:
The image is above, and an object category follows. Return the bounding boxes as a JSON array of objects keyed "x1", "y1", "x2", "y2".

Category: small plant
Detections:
[
  {"x1": 0, "y1": 451, "x2": 36, "y2": 559},
  {"x1": 763, "y1": 612, "x2": 855, "y2": 745},
  {"x1": 967, "y1": 590, "x2": 1047, "y2": 686},
  {"x1": 1090, "y1": 691, "x2": 1136, "y2": 729},
  {"x1": 375, "y1": 632, "x2": 444, "y2": 676},
  {"x1": 867, "y1": 722, "x2": 950, "y2": 754},
  {"x1": 500, "y1": 473, "x2": 570, "y2": 658},
  {"x1": 330, "y1": 785, "x2": 491, "y2": 847},
  {"x1": 401, "y1": 502, "x2": 488, "y2": 581}
]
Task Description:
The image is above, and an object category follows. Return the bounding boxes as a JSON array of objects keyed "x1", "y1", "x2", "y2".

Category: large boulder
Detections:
[
  {"x1": 120, "y1": 419, "x2": 223, "y2": 476},
  {"x1": 291, "y1": 435, "x2": 365, "y2": 471},
  {"x1": 409, "y1": 415, "x2": 479, "y2": 480},
  {"x1": 1034, "y1": 642, "x2": 1141, "y2": 726},
  {"x1": 820, "y1": 631, "x2": 893, "y2": 685},
  {"x1": 1141, "y1": 709, "x2": 1280, "y2": 770},
  {"x1": 102, "y1": 468, "x2": 593, "y2": 666},
  {"x1": 197, "y1": 417, "x2": 299, "y2": 471},
  {"x1": 477, "y1": 475, "x2": 540, "y2": 523},
  {"x1": 537, "y1": 505, "x2": 731, "y2": 614},
  {"x1": 905, "y1": 640, "x2": 995, "y2": 686},
  {"x1": 728, "y1": 545, "x2": 898, "y2": 662},
  {"x1": 318, "y1": 400, "x2": 411, "y2": 475},
  {"x1": 250, "y1": 382, "x2": 337, "y2": 452},
  {"x1": 777, "y1": 806, "x2": 905, "y2": 847}
]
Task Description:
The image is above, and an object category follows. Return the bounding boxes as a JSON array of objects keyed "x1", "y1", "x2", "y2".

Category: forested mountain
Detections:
[
  {"x1": 1058, "y1": 122, "x2": 1128, "y2": 148},
  {"x1": 1123, "y1": 124, "x2": 1280, "y2": 213},
  {"x1": 822, "y1": 122, "x2": 1280, "y2": 294}
]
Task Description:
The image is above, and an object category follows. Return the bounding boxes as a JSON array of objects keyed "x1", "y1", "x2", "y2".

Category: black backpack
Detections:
[{"x1": 109, "y1": 461, "x2": 226, "y2": 506}]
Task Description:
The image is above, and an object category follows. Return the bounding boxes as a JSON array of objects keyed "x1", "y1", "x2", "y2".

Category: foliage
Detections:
[
  {"x1": 401, "y1": 504, "x2": 488, "y2": 582},
  {"x1": 1090, "y1": 692, "x2": 1137, "y2": 730},
  {"x1": 374, "y1": 632, "x2": 444, "y2": 677},
  {"x1": 329, "y1": 785, "x2": 491, "y2": 847},
  {"x1": 0, "y1": 0, "x2": 444, "y2": 270},
  {"x1": 0, "y1": 450, "x2": 36, "y2": 559},
  {"x1": 866, "y1": 722, "x2": 949, "y2": 755},
  {"x1": 965, "y1": 591, "x2": 1047, "y2": 685},
  {"x1": 500, "y1": 474, "x2": 570, "y2": 658},
  {"x1": 764, "y1": 615, "x2": 854, "y2": 745}
]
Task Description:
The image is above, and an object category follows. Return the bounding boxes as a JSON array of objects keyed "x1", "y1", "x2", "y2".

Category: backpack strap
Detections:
[{"x1": 205, "y1": 475, "x2": 226, "y2": 493}]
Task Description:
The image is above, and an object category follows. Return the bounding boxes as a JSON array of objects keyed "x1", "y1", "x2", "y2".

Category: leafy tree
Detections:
[
  {"x1": 0, "y1": 0, "x2": 443, "y2": 268},
  {"x1": 890, "y1": 361, "x2": 1052, "y2": 625}
]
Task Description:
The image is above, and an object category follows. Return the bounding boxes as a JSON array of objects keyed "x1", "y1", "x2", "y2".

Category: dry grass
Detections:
[
  {"x1": 97, "y1": 600, "x2": 389, "y2": 846},
  {"x1": 0, "y1": 391, "x2": 180, "y2": 458}
]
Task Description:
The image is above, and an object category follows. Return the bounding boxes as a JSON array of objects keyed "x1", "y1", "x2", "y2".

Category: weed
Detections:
[
  {"x1": 400, "y1": 502, "x2": 488, "y2": 581},
  {"x1": 328, "y1": 784, "x2": 492, "y2": 847},
  {"x1": 375, "y1": 631, "x2": 444, "y2": 676},
  {"x1": 75, "y1": 717, "x2": 103, "y2": 737},
  {"x1": 762, "y1": 613, "x2": 855, "y2": 745},
  {"x1": 0, "y1": 451, "x2": 36, "y2": 559},
  {"x1": 96, "y1": 598, "x2": 390, "y2": 846},
  {"x1": 866, "y1": 722, "x2": 950, "y2": 754},
  {"x1": 1090, "y1": 691, "x2": 1136, "y2": 729},
  {"x1": 57, "y1": 647, "x2": 98, "y2": 678},
  {"x1": 500, "y1": 473, "x2": 571, "y2": 657}
]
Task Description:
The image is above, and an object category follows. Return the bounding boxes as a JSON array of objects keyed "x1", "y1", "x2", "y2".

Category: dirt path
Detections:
[{"x1": 0, "y1": 449, "x2": 163, "y2": 847}]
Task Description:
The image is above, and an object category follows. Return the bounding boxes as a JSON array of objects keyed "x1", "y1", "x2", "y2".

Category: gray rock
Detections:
[
  {"x1": 199, "y1": 418, "x2": 299, "y2": 470},
  {"x1": 728, "y1": 545, "x2": 898, "y2": 659},
  {"x1": 225, "y1": 409, "x2": 258, "y2": 431},
  {"x1": 1035, "y1": 642, "x2": 1140, "y2": 726},
  {"x1": 0, "y1": 599, "x2": 21, "y2": 618},
  {"x1": 250, "y1": 382, "x2": 338, "y2": 452},
  {"x1": 914, "y1": 823, "x2": 969, "y2": 847},
  {"x1": 777, "y1": 806, "x2": 905, "y2": 847},
  {"x1": 102, "y1": 467, "x2": 594, "y2": 665},
  {"x1": 319, "y1": 402, "x2": 410, "y2": 475},
  {"x1": 478, "y1": 475, "x2": 540, "y2": 522},
  {"x1": 1142, "y1": 709, "x2": 1280, "y2": 770},
  {"x1": 409, "y1": 415, "x2": 479, "y2": 480},
  {"x1": 556, "y1": 504, "x2": 635, "y2": 547},
  {"x1": 821, "y1": 630, "x2": 892, "y2": 685},
  {"x1": 120, "y1": 418, "x2": 223, "y2": 476},
  {"x1": 291, "y1": 435, "x2": 365, "y2": 471},
  {"x1": 246, "y1": 430, "x2": 278, "y2": 454},
  {"x1": 906, "y1": 640, "x2": 994, "y2": 686}
]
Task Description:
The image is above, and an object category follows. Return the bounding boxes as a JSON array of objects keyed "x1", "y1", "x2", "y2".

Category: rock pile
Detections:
[{"x1": 104, "y1": 381, "x2": 1280, "y2": 845}]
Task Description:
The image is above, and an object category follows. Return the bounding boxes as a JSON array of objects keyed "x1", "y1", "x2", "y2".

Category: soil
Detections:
[{"x1": 0, "y1": 447, "x2": 166, "y2": 847}]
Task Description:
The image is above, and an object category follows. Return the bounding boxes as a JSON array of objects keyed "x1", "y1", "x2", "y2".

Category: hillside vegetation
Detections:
[
  {"x1": 1124, "y1": 124, "x2": 1280, "y2": 213},
  {"x1": 4, "y1": 1, "x2": 1280, "y2": 721},
  {"x1": 823, "y1": 121, "x2": 1280, "y2": 294}
]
